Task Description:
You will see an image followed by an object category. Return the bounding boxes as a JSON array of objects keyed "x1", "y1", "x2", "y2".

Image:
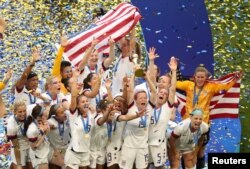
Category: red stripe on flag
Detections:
[{"x1": 210, "y1": 113, "x2": 238, "y2": 119}]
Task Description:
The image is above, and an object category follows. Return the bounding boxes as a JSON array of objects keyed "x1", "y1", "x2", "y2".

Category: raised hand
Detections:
[
  {"x1": 105, "y1": 79, "x2": 112, "y2": 89},
  {"x1": 60, "y1": 32, "x2": 68, "y2": 47},
  {"x1": 168, "y1": 56, "x2": 178, "y2": 71},
  {"x1": 136, "y1": 109, "x2": 146, "y2": 117},
  {"x1": 31, "y1": 47, "x2": 41, "y2": 63},
  {"x1": 148, "y1": 47, "x2": 157, "y2": 60},
  {"x1": 108, "y1": 37, "x2": 115, "y2": 47},
  {"x1": 3, "y1": 69, "x2": 12, "y2": 84},
  {"x1": 91, "y1": 37, "x2": 99, "y2": 48}
]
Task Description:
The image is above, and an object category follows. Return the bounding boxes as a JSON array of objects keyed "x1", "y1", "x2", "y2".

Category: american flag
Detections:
[
  {"x1": 64, "y1": 2, "x2": 142, "y2": 67},
  {"x1": 176, "y1": 72, "x2": 241, "y2": 120}
]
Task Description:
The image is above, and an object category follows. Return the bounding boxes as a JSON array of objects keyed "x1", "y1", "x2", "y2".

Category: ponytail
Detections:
[
  {"x1": 23, "y1": 104, "x2": 44, "y2": 135},
  {"x1": 24, "y1": 115, "x2": 33, "y2": 135}
]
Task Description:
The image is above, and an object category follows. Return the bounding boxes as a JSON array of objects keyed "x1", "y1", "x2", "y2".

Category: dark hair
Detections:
[
  {"x1": 24, "y1": 104, "x2": 44, "y2": 135},
  {"x1": 61, "y1": 78, "x2": 70, "y2": 91},
  {"x1": 96, "y1": 99, "x2": 111, "y2": 112},
  {"x1": 27, "y1": 71, "x2": 38, "y2": 80},
  {"x1": 83, "y1": 72, "x2": 95, "y2": 89},
  {"x1": 60, "y1": 61, "x2": 71, "y2": 72},
  {"x1": 48, "y1": 104, "x2": 60, "y2": 119}
]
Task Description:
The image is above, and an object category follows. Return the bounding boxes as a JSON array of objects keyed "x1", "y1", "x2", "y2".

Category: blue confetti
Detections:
[{"x1": 158, "y1": 39, "x2": 163, "y2": 43}]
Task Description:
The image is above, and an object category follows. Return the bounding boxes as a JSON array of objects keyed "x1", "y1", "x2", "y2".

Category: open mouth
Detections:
[
  {"x1": 159, "y1": 96, "x2": 164, "y2": 100},
  {"x1": 141, "y1": 103, "x2": 146, "y2": 106}
]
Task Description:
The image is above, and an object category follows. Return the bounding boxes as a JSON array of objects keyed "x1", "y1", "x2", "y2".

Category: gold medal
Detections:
[{"x1": 85, "y1": 134, "x2": 89, "y2": 139}]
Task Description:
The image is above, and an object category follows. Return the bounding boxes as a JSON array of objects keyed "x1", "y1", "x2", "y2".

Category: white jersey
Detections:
[
  {"x1": 37, "y1": 92, "x2": 67, "y2": 106},
  {"x1": 47, "y1": 111, "x2": 71, "y2": 150},
  {"x1": 112, "y1": 56, "x2": 134, "y2": 96},
  {"x1": 123, "y1": 102, "x2": 153, "y2": 149},
  {"x1": 83, "y1": 86, "x2": 107, "y2": 109},
  {"x1": 6, "y1": 115, "x2": 29, "y2": 150},
  {"x1": 26, "y1": 122, "x2": 50, "y2": 158},
  {"x1": 78, "y1": 62, "x2": 106, "y2": 84},
  {"x1": 106, "y1": 112, "x2": 126, "y2": 149},
  {"x1": 14, "y1": 86, "x2": 42, "y2": 106},
  {"x1": 90, "y1": 114, "x2": 109, "y2": 151},
  {"x1": 149, "y1": 101, "x2": 173, "y2": 146},
  {"x1": 172, "y1": 118, "x2": 209, "y2": 151},
  {"x1": 69, "y1": 109, "x2": 94, "y2": 153}
]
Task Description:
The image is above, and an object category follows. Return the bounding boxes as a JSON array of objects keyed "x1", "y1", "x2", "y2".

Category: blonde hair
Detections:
[
  {"x1": 13, "y1": 100, "x2": 26, "y2": 113},
  {"x1": 194, "y1": 64, "x2": 209, "y2": 77},
  {"x1": 45, "y1": 76, "x2": 57, "y2": 91}
]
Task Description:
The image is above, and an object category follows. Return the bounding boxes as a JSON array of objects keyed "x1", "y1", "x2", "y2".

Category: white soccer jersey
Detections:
[
  {"x1": 172, "y1": 118, "x2": 209, "y2": 151},
  {"x1": 90, "y1": 113, "x2": 109, "y2": 151},
  {"x1": 83, "y1": 86, "x2": 107, "y2": 109},
  {"x1": 69, "y1": 110, "x2": 94, "y2": 153},
  {"x1": 6, "y1": 115, "x2": 29, "y2": 150},
  {"x1": 47, "y1": 112, "x2": 71, "y2": 150},
  {"x1": 149, "y1": 101, "x2": 173, "y2": 146},
  {"x1": 123, "y1": 102, "x2": 153, "y2": 149},
  {"x1": 78, "y1": 62, "x2": 106, "y2": 84},
  {"x1": 37, "y1": 92, "x2": 67, "y2": 106},
  {"x1": 15, "y1": 86, "x2": 42, "y2": 106},
  {"x1": 106, "y1": 112, "x2": 126, "y2": 149},
  {"x1": 112, "y1": 56, "x2": 134, "y2": 96},
  {"x1": 26, "y1": 122, "x2": 50, "y2": 159}
]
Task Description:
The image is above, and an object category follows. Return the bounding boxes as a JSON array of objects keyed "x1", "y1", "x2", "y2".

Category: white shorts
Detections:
[
  {"x1": 149, "y1": 141, "x2": 167, "y2": 167},
  {"x1": 89, "y1": 149, "x2": 106, "y2": 168},
  {"x1": 106, "y1": 145, "x2": 121, "y2": 167},
  {"x1": 29, "y1": 146, "x2": 53, "y2": 169},
  {"x1": 119, "y1": 145, "x2": 149, "y2": 169},
  {"x1": 11, "y1": 148, "x2": 30, "y2": 166},
  {"x1": 64, "y1": 147, "x2": 90, "y2": 169}
]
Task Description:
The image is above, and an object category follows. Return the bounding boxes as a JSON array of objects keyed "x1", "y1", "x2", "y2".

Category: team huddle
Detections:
[{"x1": 0, "y1": 20, "x2": 241, "y2": 169}]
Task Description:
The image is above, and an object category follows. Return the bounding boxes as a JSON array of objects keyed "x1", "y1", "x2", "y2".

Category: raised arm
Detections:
[
  {"x1": 145, "y1": 71, "x2": 157, "y2": 105},
  {"x1": 117, "y1": 108, "x2": 146, "y2": 121},
  {"x1": 125, "y1": 74, "x2": 135, "y2": 106},
  {"x1": 52, "y1": 34, "x2": 68, "y2": 77},
  {"x1": 97, "y1": 104, "x2": 112, "y2": 126},
  {"x1": 103, "y1": 37, "x2": 115, "y2": 68},
  {"x1": 168, "y1": 57, "x2": 177, "y2": 105},
  {"x1": 69, "y1": 69, "x2": 80, "y2": 112},
  {"x1": 0, "y1": 95, "x2": 7, "y2": 118},
  {"x1": 129, "y1": 28, "x2": 136, "y2": 57},
  {"x1": 78, "y1": 39, "x2": 98, "y2": 71},
  {"x1": 15, "y1": 48, "x2": 40, "y2": 90},
  {"x1": 0, "y1": 69, "x2": 12, "y2": 91},
  {"x1": 83, "y1": 74, "x2": 101, "y2": 98},
  {"x1": 148, "y1": 47, "x2": 157, "y2": 85},
  {"x1": 105, "y1": 79, "x2": 113, "y2": 102}
]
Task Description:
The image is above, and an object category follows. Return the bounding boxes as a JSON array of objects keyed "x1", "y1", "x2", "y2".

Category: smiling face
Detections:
[
  {"x1": 77, "y1": 95, "x2": 89, "y2": 114},
  {"x1": 190, "y1": 114, "x2": 203, "y2": 131},
  {"x1": 26, "y1": 76, "x2": 39, "y2": 91},
  {"x1": 15, "y1": 105, "x2": 27, "y2": 122},
  {"x1": 156, "y1": 88, "x2": 168, "y2": 106},
  {"x1": 135, "y1": 91, "x2": 147, "y2": 111},
  {"x1": 88, "y1": 50, "x2": 99, "y2": 68},
  {"x1": 194, "y1": 71, "x2": 207, "y2": 88},
  {"x1": 61, "y1": 66, "x2": 72, "y2": 79}
]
